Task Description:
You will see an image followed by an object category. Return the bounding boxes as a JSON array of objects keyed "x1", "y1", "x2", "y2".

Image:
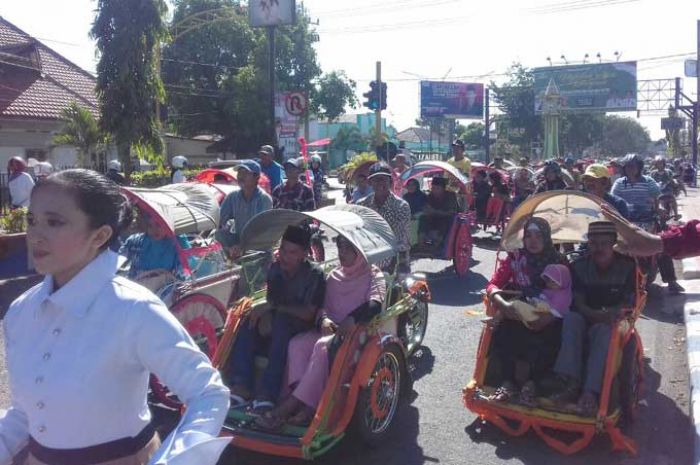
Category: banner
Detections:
[
  {"x1": 250, "y1": 0, "x2": 296, "y2": 27},
  {"x1": 534, "y1": 61, "x2": 637, "y2": 113},
  {"x1": 275, "y1": 91, "x2": 305, "y2": 159},
  {"x1": 420, "y1": 81, "x2": 484, "y2": 119}
]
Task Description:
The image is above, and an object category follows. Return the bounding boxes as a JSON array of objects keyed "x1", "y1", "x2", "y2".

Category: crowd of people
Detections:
[{"x1": 3, "y1": 138, "x2": 700, "y2": 465}]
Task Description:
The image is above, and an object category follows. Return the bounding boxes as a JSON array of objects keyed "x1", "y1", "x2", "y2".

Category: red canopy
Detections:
[{"x1": 307, "y1": 138, "x2": 332, "y2": 147}]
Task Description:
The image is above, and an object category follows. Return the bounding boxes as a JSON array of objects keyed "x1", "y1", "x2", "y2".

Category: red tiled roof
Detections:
[{"x1": 0, "y1": 16, "x2": 97, "y2": 120}]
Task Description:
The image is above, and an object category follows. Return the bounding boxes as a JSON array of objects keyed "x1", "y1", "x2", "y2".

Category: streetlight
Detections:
[
  {"x1": 560, "y1": 54, "x2": 568, "y2": 64},
  {"x1": 614, "y1": 51, "x2": 622, "y2": 61},
  {"x1": 596, "y1": 52, "x2": 602, "y2": 63},
  {"x1": 546, "y1": 56, "x2": 552, "y2": 66},
  {"x1": 583, "y1": 53, "x2": 589, "y2": 64}
]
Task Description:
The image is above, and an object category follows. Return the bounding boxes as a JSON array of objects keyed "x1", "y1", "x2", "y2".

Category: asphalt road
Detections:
[{"x1": 0, "y1": 181, "x2": 693, "y2": 465}]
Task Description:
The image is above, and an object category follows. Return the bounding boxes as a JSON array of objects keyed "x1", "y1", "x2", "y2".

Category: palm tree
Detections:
[{"x1": 53, "y1": 102, "x2": 109, "y2": 167}]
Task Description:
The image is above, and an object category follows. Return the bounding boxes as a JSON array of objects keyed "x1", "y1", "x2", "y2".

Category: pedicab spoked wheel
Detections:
[
  {"x1": 619, "y1": 333, "x2": 643, "y2": 424},
  {"x1": 452, "y1": 220, "x2": 472, "y2": 277},
  {"x1": 149, "y1": 294, "x2": 227, "y2": 409},
  {"x1": 398, "y1": 300, "x2": 429, "y2": 356},
  {"x1": 352, "y1": 345, "x2": 403, "y2": 446}
]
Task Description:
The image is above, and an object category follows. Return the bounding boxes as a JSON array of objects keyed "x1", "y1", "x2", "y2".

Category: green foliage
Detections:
[
  {"x1": 331, "y1": 126, "x2": 367, "y2": 153},
  {"x1": 601, "y1": 115, "x2": 651, "y2": 156},
  {"x1": 338, "y1": 152, "x2": 377, "y2": 178},
  {"x1": 91, "y1": 0, "x2": 169, "y2": 174},
  {"x1": 456, "y1": 122, "x2": 485, "y2": 148},
  {"x1": 53, "y1": 102, "x2": 109, "y2": 166},
  {"x1": 164, "y1": 1, "x2": 314, "y2": 152},
  {"x1": 490, "y1": 63, "x2": 541, "y2": 148},
  {"x1": 129, "y1": 168, "x2": 201, "y2": 187},
  {"x1": 312, "y1": 71, "x2": 358, "y2": 121},
  {"x1": 0, "y1": 208, "x2": 28, "y2": 234}
]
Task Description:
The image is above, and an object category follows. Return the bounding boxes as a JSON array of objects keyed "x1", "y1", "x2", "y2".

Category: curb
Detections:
[{"x1": 684, "y1": 257, "x2": 700, "y2": 280}]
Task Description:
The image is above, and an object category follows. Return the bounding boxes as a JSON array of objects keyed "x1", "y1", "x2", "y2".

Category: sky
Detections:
[{"x1": 2, "y1": 0, "x2": 700, "y2": 140}]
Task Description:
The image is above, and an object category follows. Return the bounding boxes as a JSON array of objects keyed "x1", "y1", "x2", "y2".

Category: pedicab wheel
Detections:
[
  {"x1": 352, "y1": 345, "x2": 404, "y2": 447},
  {"x1": 149, "y1": 294, "x2": 227, "y2": 409},
  {"x1": 619, "y1": 333, "x2": 643, "y2": 424},
  {"x1": 452, "y1": 221, "x2": 472, "y2": 277},
  {"x1": 398, "y1": 300, "x2": 429, "y2": 356}
]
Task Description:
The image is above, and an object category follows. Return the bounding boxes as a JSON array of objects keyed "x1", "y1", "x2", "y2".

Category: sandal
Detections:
[
  {"x1": 520, "y1": 380, "x2": 537, "y2": 407},
  {"x1": 547, "y1": 376, "x2": 580, "y2": 405},
  {"x1": 251, "y1": 399, "x2": 275, "y2": 415},
  {"x1": 254, "y1": 411, "x2": 285, "y2": 431},
  {"x1": 576, "y1": 391, "x2": 598, "y2": 417},
  {"x1": 229, "y1": 393, "x2": 250, "y2": 408},
  {"x1": 490, "y1": 381, "x2": 516, "y2": 402},
  {"x1": 287, "y1": 406, "x2": 315, "y2": 426}
]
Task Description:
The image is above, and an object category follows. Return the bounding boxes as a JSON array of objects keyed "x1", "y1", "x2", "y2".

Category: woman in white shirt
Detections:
[
  {"x1": 3, "y1": 169, "x2": 230, "y2": 465},
  {"x1": 7, "y1": 157, "x2": 35, "y2": 208},
  {"x1": 170, "y1": 156, "x2": 188, "y2": 184}
]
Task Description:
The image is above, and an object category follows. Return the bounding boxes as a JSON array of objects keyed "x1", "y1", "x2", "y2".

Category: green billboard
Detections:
[{"x1": 534, "y1": 61, "x2": 637, "y2": 113}]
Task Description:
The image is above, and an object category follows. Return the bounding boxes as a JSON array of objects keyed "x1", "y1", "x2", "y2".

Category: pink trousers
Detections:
[{"x1": 286, "y1": 330, "x2": 333, "y2": 409}]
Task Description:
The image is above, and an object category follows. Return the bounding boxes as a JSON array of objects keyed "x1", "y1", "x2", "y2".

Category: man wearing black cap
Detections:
[
  {"x1": 358, "y1": 162, "x2": 411, "y2": 272},
  {"x1": 272, "y1": 157, "x2": 316, "y2": 212},
  {"x1": 547, "y1": 221, "x2": 636, "y2": 416},
  {"x1": 418, "y1": 176, "x2": 460, "y2": 248},
  {"x1": 447, "y1": 139, "x2": 471, "y2": 176},
  {"x1": 227, "y1": 225, "x2": 326, "y2": 409}
]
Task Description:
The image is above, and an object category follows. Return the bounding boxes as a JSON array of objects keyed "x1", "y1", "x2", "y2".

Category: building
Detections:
[{"x1": 0, "y1": 16, "x2": 101, "y2": 171}]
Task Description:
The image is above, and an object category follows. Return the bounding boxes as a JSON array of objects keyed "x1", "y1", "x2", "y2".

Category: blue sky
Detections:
[{"x1": 3, "y1": 0, "x2": 699, "y2": 139}]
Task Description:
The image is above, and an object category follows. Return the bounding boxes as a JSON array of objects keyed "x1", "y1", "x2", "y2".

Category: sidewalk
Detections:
[{"x1": 676, "y1": 188, "x2": 700, "y2": 465}]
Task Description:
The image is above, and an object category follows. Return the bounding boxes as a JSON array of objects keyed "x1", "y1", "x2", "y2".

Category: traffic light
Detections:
[{"x1": 362, "y1": 81, "x2": 388, "y2": 111}]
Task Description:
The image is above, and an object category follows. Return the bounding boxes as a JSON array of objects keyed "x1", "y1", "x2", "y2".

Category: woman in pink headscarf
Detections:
[{"x1": 257, "y1": 235, "x2": 386, "y2": 428}]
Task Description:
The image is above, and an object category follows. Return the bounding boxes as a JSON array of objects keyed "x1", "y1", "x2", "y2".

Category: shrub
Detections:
[{"x1": 0, "y1": 208, "x2": 28, "y2": 234}]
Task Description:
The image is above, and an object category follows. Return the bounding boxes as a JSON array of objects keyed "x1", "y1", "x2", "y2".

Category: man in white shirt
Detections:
[{"x1": 7, "y1": 156, "x2": 35, "y2": 208}]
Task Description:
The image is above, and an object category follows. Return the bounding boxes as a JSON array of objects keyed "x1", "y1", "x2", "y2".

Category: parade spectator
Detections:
[
  {"x1": 471, "y1": 170, "x2": 491, "y2": 220},
  {"x1": 5, "y1": 169, "x2": 229, "y2": 465},
  {"x1": 547, "y1": 221, "x2": 636, "y2": 416},
  {"x1": 170, "y1": 155, "x2": 188, "y2": 184},
  {"x1": 358, "y1": 162, "x2": 411, "y2": 272},
  {"x1": 310, "y1": 154, "x2": 325, "y2": 206},
  {"x1": 106, "y1": 160, "x2": 127, "y2": 186},
  {"x1": 259, "y1": 145, "x2": 284, "y2": 190},
  {"x1": 447, "y1": 139, "x2": 471, "y2": 176},
  {"x1": 7, "y1": 156, "x2": 34, "y2": 208},
  {"x1": 226, "y1": 226, "x2": 326, "y2": 412},
  {"x1": 535, "y1": 161, "x2": 568, "y2": 194},
  {"x1": 216, "y1": 160, "x2": 273, "y2": 257},
  {"x1": 272, "y1": 158, "x2": 316, "y2": 212}
]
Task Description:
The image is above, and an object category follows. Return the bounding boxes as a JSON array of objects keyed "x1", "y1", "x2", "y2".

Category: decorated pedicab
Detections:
[
  {"x1": 399, "y1": 160, "x2": 474, "y2": 276},
  {"x1": 463, "y1": 191, "x2": 647, "y2": 455},
  {"x1": 212, "y1": 204, "x2": 431, "y2": 459},
  {"x1": 119, "y1": 183, "x2": 241, "y2": 407}
]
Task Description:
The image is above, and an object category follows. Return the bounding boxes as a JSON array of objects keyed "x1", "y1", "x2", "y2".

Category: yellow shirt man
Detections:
[{"x1": 447, "y1": 156, "x2": 471, "y2": 176}]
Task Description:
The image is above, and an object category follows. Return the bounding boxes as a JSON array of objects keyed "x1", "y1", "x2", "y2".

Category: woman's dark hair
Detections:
[
  {"x1": 32, "y1": 169, "x2": 132, "y2": 250},
  {"x1": 407, "y1": 178, "x2": 420, "y2": 189}
]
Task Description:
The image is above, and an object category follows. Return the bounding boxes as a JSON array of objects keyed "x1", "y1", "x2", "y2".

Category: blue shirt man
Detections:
[{"x1": 258, "y1": 144, "x2": 284, "y2": 191}]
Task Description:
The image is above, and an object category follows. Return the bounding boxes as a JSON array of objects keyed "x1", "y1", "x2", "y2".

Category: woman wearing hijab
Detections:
[
  {"x1": 7, "y1": 156, "x2": 35, "y2": 208},
  {"x1": 485, "y1": 217, "x2": 569, "y2": 405},
  {"x1": 257, "y1": 235, "x2": 386, "y2": 428}
]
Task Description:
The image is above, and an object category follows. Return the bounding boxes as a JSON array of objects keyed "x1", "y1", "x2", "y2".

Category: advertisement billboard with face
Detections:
[
  {"x1": 250, "y1": 0, "x2": 296, "y2": 27},
  {"x1": 533, "y1": 61, "x2": 637, "y2": 113},
  {"x1": 420, "y1": 81, "x2": 484, "y2": 119}
]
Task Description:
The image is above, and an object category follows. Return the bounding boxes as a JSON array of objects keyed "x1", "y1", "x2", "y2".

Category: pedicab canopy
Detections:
[
  {"x1": 399, "y1": 160, "x2": 469, "y2": 190},
  {"x1": 240, "y1": 205, "x2": 397, "y2": 265},
  {"x1": 121, "y1": 183, "x2": 221, "y2": 235},
  {"x1": 500, "y1": 190, "x2": 631, "y2": 251}
]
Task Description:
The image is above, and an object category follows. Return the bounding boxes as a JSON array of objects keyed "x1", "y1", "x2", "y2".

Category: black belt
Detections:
[{"x1": 28, "y1": 423, "x2": 155, "y2": 465}]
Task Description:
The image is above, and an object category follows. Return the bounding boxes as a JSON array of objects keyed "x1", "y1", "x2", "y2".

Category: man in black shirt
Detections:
[
  {"x1": 227, "y1": 225, "x2": 326, "y2": 409},
  {"x1": 549, "y1": 221, "x2": 636, "y2": 415}
]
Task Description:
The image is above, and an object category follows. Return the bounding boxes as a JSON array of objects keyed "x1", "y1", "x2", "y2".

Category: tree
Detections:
[
  {"x1": 92, "y1": 0, "x2": 169, "y2": 175},
  {"x1": 490, "y1": 63, "x2": 541, "y2": 150},
  {"x1": 312, "y1": 71, "x2": 358, "y2": 121},
  {"x1": 601, "y1": 115, "x2": 651, "y2": 156},
  {"x1": 457, "y1": 122, "x2": 485, "y2": 147},
  {"x1": 559, "y1": 113, "x2": 605, "y2": 155},
  {"x1": 331, "y1": 126, "x2": 367, "y2": 153},
  {"x1": 53, "y1": 102, "x2": 110, "y2": 167},
  {"x1": 163, "y1": 0, "x2": 334, "y2": 153}
]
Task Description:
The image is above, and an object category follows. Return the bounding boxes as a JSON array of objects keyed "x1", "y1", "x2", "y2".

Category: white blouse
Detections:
[
  {"x1": 8, "y1": 172, "x2": 35, "y2": 208},
  {"x1": 0, "y1": 251, "x2": 230, "y2": 464}
]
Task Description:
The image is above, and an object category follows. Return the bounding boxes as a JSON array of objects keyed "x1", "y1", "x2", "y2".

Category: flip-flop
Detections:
[
  {"x1": 520, "y1": 380, "x2": 537, "y2": 407},
  {"x1": 229, "y1": 393, "x2": 250, "y2": 408},
  {"x1": 254, "y1": 411, "x2": 285, "y2": 431},
  {"x1": 252, "y1": 399, "x2": 275, "y2": 414}
]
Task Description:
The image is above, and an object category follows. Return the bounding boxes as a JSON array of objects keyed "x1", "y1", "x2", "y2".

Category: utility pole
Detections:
[
  {"x1": 484, "y1": 88, "x2": 490, "y2": 164},
  {"x1": 268, "y1": 26, "x2": 277, "y2": 149},
  {"x1": 695, "y1": 19, "x2": 700, "y2": 184},
  {"x1": 375, "y1": 61, "x2": 382, "y2": 146}
]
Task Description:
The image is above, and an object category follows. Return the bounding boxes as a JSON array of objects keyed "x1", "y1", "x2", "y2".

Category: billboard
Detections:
[
  {"x1": 420, "y1": 81, "x2": 484, "y2": 119},
  {"x1": 275, "y1": 91, "x2": 304, "y2": 159},
  {"x1": 250, "y1": 0, "x2": 296, "y2": 27},
  {"x1": 534, "y1": 61, "x2": 637, "y2": 113}
]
